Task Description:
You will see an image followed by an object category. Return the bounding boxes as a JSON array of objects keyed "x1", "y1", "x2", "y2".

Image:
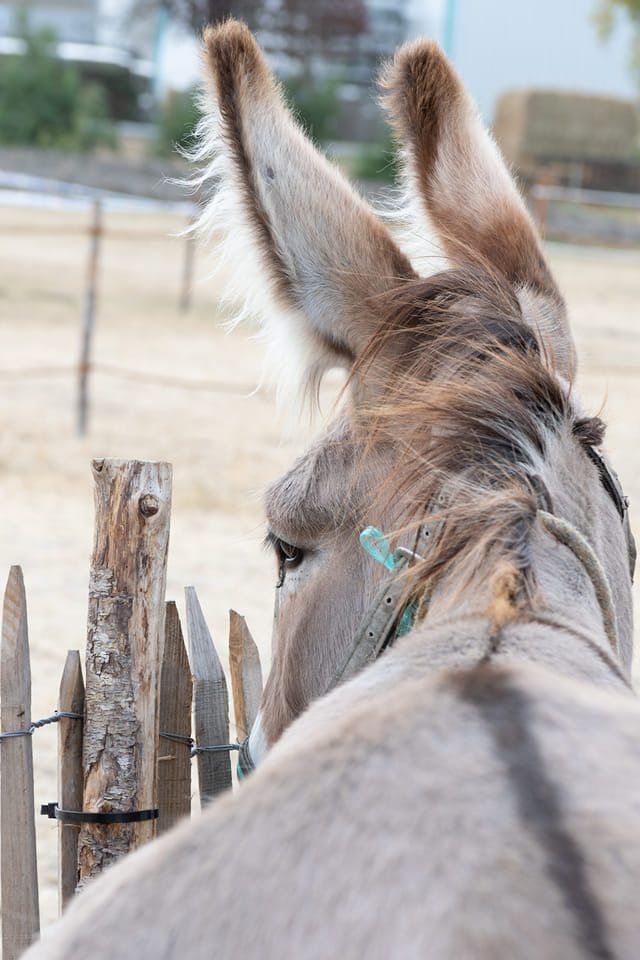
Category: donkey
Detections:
[{"x1": 26, "y1": 20, "x2": 638, "y2": 960}]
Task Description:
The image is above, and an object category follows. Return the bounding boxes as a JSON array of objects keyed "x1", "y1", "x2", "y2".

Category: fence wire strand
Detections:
[
  {"x1": 1, "y1": 715, "x2": 238, "y2": 760},
  {"x1": 0, "y1": 362, "x2": 261, "y2": 395}
]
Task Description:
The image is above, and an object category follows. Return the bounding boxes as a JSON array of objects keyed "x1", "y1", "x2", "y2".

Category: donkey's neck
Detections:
[{"x1": 422, "y1": 520, "x2": 627, "y2": 689}]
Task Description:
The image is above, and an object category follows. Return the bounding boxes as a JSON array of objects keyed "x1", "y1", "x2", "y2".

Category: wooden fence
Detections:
[{"x1": 0, "y1": 458, "x2": 262, "y2": 960}]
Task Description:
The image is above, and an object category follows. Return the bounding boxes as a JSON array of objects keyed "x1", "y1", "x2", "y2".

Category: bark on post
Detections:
[{"x1": 78, "y1": 459, "x2": 172, "y2": 884}]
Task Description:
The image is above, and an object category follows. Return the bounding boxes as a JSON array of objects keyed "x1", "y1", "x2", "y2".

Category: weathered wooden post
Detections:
[
  {"x1": 78, "y1": 459, "x2": 172, "y2": 885},
  {"x1": 1, "y1": 566, "x2": 40, "y2": 959},
  {"x1": 228, "y1": 610, "x2": 262, "y2": 741},
  {"x1": 58, "y1": 651, "x2": 84, "y2": 911}
]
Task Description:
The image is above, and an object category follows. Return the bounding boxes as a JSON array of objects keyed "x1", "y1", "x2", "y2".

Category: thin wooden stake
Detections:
[
  {"x1": 185, "y1": 587, "x2": 232, "y2": 805},
  {"x1": 179, "y1": 226, "x2": 196, "y2": 311},
  {"x1": 228, "y1": 609, "x2": 263, "y2": 742},
  {"x1": 77, "y1": 197, "x2": 102, "y2": 436},
  {"x1": 1, "y1": 566, "x2": 39, "y2": 959},
  {"x1": 58, "y1": 651, "x2": 84, "y2": 911},
  {"x1": 78, "y1": 459, "x2": 172, "y2": 884},
  {"x1": 158, "y1": 602, "x2": 192, "y2": 834}
]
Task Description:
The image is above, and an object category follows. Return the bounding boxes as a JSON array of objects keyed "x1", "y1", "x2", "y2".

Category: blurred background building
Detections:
[{"x1": 0, "y1": 0, "x2": 638, "y2": 204}]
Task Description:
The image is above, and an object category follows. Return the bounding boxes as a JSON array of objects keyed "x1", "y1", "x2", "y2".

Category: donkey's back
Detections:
[{"x1": 28, "y1": 657, "x2": 640, "y2": 960}]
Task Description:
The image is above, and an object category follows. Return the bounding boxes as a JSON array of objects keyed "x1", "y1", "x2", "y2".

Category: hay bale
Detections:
[{"x1": 493, "y1": 89, "x2": 640, "y2": 168}]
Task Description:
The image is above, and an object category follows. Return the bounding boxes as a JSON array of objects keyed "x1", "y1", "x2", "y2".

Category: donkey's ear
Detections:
[
  {"x1": 197, "y1": 21, "x2": 415, "y2": 395},
  {"x1": 381, "y1": 40, "x2": 575, "y2": 377}
]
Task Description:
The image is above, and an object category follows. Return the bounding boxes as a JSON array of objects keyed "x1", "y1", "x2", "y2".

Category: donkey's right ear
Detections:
[{"x1": 195, "y1": 21, "x2": 415, "y2": 395}]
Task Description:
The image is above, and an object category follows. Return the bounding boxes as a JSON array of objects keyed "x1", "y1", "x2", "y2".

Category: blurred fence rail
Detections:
[
  {"x1": 0, "y1": 170, "x2": 196, "y2": 215},
  {"x1": 0, "y1": 362, "x2": 259, "y2": 395},
  {"x1": 531, "y1": 183, "x2": 640, "y2": 248}
]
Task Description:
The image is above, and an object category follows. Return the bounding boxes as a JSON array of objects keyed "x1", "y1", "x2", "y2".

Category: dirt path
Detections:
[{"x1": 1, "y1": 208, "x2": 638, "y2": 926}]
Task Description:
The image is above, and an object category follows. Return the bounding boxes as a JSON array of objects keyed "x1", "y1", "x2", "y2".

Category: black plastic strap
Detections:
[{"x1": 41, "y1": 802, "x2": 159, "y2": 824}]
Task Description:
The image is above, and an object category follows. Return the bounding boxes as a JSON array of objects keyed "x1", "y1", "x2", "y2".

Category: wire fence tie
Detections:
[
  {"x1": 159, "y1": 730, "x2": 241, "y2": 757},
  {"x1": 191, "y1": 743, "x2": 240, "y2": 756},
  {"x1": 0, "y1": 710, "x2": 83, "y2": 741}
]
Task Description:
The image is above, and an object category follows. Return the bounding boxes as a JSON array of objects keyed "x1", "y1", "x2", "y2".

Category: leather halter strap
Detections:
[
  {"x1": 330, "y1": 523, "x2": 437, "y2": 688},
  {"x1": 333, "y1": 549, "x2": 425, "y2": 687},
  {"x1": 336, "y1": 490, "x2": 627, "y2": 682}
]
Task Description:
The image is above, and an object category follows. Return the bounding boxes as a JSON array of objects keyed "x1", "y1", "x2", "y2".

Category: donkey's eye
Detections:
[
  {"x1": 275, "y1": 538, "x2": 304, "y2": 569},
  {"x1": 266, "y1": 532, "x2": 305, "y2": 585}
]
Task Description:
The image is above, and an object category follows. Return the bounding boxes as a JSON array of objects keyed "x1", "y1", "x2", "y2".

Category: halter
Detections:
[
  {"x1": 238, "y1": 447, "x2": 631, "y2": 778},
  {"x1": 332, "y1": 526, "x2": 432, "y2": 686},
  {"x1": 538, "y1": 511, "x2": 619, "y2": 655}
]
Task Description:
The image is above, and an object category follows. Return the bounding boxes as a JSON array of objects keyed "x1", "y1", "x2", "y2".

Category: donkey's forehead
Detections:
[{"x1": 264, "y1": 417, "x2": 369, "y2": 544}]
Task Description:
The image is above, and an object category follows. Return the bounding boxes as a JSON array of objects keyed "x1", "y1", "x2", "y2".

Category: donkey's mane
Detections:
[{"x1": 354, "y1": 266, "x2": 604, "y2": 622}]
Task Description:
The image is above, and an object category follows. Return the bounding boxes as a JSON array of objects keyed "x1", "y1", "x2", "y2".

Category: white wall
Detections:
[{"x1": 445, "y1": 0, "x2": 637, "y2": 120}]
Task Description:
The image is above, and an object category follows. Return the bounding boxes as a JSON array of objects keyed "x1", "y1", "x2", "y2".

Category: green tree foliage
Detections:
[
  {"x1": 154, "y1": 73, "x2": 342, "y2": 157},
  {"x1": 281, "y1": 74, "x2": 343, "y2": 143},
  {"x1": 154, "y1": 88, "x2": 202, "y2": 155},
  {"x1": 595, "y1": 0, "x2": 640, "y2": 34},
  {"x1": 594, "y1": 0, "x2": 640, "y2": 91},
  {"x1": 352, "y1": 132, "x2": 399, "y2": 183},
  {"x1": 0, "y1": 13, "x2": 116, "y2": 150}
]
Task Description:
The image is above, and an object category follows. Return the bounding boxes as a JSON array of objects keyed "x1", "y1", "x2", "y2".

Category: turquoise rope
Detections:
[
  {"x1": 360, "y1": 526, "x2": 417, "y2": 637},
  {"x1": 359, "y1": 526, "x2": 396, "y2": 571}
]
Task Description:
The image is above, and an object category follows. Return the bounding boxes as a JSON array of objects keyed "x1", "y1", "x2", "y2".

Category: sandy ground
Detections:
[{"x1": 1, "y1": 206, "x2": 639, "y2": 928}]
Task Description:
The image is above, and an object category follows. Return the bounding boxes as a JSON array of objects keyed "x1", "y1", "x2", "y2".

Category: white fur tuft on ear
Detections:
[
  {"x1": 373, "y1": 185, "x2": 447, "y2": 279},
  {"x1": 183, "y1": 104, "x2": 345, "y2": 410}
]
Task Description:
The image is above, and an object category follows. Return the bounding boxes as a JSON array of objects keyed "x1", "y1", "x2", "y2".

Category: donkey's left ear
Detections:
[
  {"x1": 381, "y1": 40, "x2": 575, "y2": 379},
  {"x1": 196, "y1": 21, "x2": 416, "y2": 394}
]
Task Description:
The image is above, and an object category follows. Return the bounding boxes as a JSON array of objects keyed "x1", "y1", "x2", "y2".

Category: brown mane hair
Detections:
[{"x1": 351, "y1": 266, "x2": 603, "y2": 622}]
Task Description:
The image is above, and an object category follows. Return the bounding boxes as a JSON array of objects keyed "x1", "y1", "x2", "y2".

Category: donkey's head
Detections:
[{"x1": 196, "y1": 23, "x2": 634, "y2": 760}]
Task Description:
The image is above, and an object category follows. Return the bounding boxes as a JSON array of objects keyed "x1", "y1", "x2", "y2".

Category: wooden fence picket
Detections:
[
  {"x1": 57, "y1": 651, "x2": 84, "y2": 911},
  {"x1": 185, "y1": 587, "x2": 232, "y2": 805},
  {"x1": 158, "y1": 602, "x2": 193, "y2": 834},
  {"x1": 228, "y1": 609, "x2": 263, "y2": 742},
  {"x1": 1, "y1": 566, "x2": 40, "y2": 959}
]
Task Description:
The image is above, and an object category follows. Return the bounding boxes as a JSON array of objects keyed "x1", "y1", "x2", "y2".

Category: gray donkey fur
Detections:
[{"x1": 26, "y1": 21, "x2": 637, "y2": 960}]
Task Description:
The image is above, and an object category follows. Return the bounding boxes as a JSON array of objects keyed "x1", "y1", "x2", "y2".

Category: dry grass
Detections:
[{"x1": 1, "y1": 207, "x2": 639, "y2": 926}]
